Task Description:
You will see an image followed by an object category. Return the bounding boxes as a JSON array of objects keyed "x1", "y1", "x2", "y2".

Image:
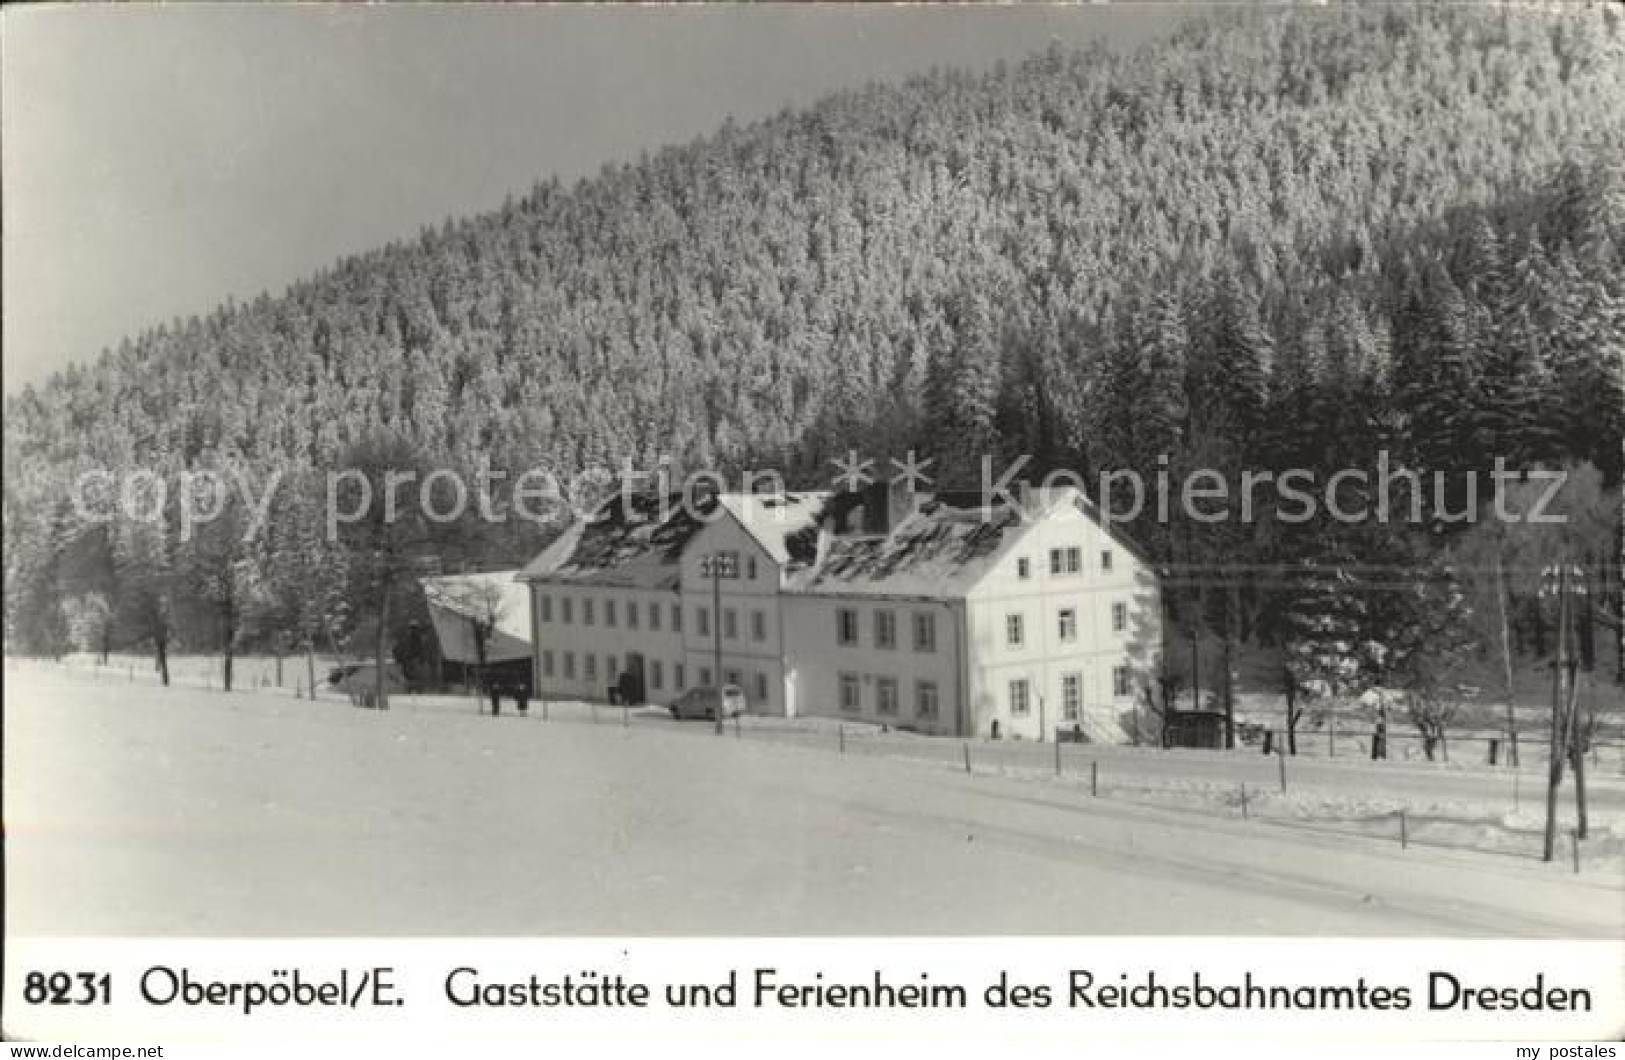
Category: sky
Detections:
[{"x1": 2, "y1": 3, "x2": 1184, "y2": 394}]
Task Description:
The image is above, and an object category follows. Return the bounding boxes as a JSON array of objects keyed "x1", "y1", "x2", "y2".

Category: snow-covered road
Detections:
[{"x1": 6, "y1": 665, "x2": 1621, "y2": 937}]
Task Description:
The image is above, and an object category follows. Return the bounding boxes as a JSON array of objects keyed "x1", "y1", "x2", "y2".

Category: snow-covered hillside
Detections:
[{"x1": 5, "y1": 662, "x2": 1621, "y2": 938}]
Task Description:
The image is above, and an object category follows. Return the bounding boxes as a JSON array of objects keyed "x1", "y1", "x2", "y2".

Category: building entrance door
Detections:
[{"x1": 620, "y1": 653, "x2": 647, "y2": 704}]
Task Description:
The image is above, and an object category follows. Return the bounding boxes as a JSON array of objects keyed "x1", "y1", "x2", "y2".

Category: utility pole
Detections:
[
  {"x1": 1563, "y1": 572, "x2": 1589, "y2": 841},
  {"x1": 1568, "y1": 655, "x2": 1588, "y2": 840},
  {"x1": 1190, "y1": 630, "x2": 1200, "y2": 713},
  {"x1": 704, "y1": 550, "x2": 736, "y2": 736},
  {"x1": 1541, "y1": 564, "x2": 1581, "y2": 862},
  {"x1": 1494, "y1": 549, "x2": 1519, "y2": 768}
]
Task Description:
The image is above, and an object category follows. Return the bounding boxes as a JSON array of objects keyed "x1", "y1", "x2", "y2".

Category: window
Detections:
[
  {"x1": 747, "y1": 556, "x2": 758, "y2": 580},
  {"x1": 671, "y1": 604, "x2": 682, "y2": 632},
  {"x1": 541, "y1": 650, "x2": 555, "y2": 678},
  {"x1": 875, "y1": 609, "x2": 896, "y2": 650},
  {"x1": 627, "y1": 601, "x2": 639, "y2": 629},
  {"x1": 912, "y1": 612, "x2": 936, "y2": 653},
  {"x1": 1006, "y1": 613, "x2": 1024, "y2": 648},
  {"x1": 561, "y1": 597, "x2": 574, "y2": 624},
  {"x1": 1052, "y1": 547, "x2": 1080, "y2": 574},
  {"x1": 1062, "y1": 673, "x2": 1081, "y2": 720},
  {"x1": 583, "y1": 598, "x2": 595, "y2": 626},
  {"x1": 837, "y1": 608, "x2": 859, "y2": 646},
  {"x1": 585, "y1": 654, "x2": 597, "y2": 681},
  {"x1": 697, "y1": 607, "x2": 710, "y2": 638},
  {"x1": 1065, "y1": 547, "x2": 1081, "y2": 573},
  {"x1": 725, "y1": 668, "x2": 742, "y2": 688},
  {"x1": 650, "y1": 660, "x2": 664, "y2": 690},
  {"x1": 1112, "y1": 601, "x2": 1127, "y2": 633},
  {"x1": 839, "y1": 673, "x2": 861, "y2": 712},
  {"x1": 674, "y1": 664, "x2": 685, "y2": 691},
  {"x1": 1049, "y1": 548, "x2": 1064, "y2": 575},
  {"x1": 699, "y1": 666, "x2": 712, "y2": 688},
  {"x1": 540, "y1": 595, "x2": 553, "y2": 623},
  {"x1": 1113, "y1": 666, "x2": 1131, "y2": 698},
  {"x1": 1058, "y1": 608, "x2": 1077, "y2": 643},
  {"x1": 1101, "y1": 550, "x2": 1114, "y2": 573},
  {"x1": 751, "y1": 609, "x2": 766, "y2": 642},
  {"x1": 1010, "y1": 679, "x2": 1031, "y2": 716},
  {"x1": 605, "y1": 598, "x2": 617, "y2": 627},
  {"x1": 562, "y1": 652, "x2": 575, "y2": 679},
  {"x1": 754, "y1": 672, "x2": 769, "y2": 702},
  {"x1": 1017, "y1": 557, "x2": 1030, "y2": 579},
  {"x1": 723, "y1": 608, "x2": 738, "y2": 640},
  {"x1": 877, "y1": 677, "x2": 899, "y2": 716},
  {"x1": 915, "y1": 681, "x2": 939, "y2": 720},
  {"x1": 649, "y1": 601, "x2": 661, "y2": 630}
]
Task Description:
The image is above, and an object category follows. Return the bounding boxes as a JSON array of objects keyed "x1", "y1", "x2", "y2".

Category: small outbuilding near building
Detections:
[{"x1": 420, "y1": 571, "x2": 531, "y2": 688}]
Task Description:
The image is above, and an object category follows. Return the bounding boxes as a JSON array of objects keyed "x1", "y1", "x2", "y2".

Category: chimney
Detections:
[
  {"x1": 860, "y1": 477, "x2": 924, "y2": 535},
  {"x1": 860, "y1": 480, "x2": 889, "y2": 535},
  {"x1": 889, "y1": 476, "x2": 923, "y2": 529},
  {"x1": 684, "y1": 477, "x2": 719, "y2": 516}
]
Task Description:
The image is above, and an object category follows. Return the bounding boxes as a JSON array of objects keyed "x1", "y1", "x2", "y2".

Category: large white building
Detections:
[{"x1": 518, "y1": 482, "x2": 1161, "y2": 742}]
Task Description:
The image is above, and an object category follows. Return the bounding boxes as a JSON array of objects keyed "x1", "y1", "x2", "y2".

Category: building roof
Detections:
[
  {"x1": 420, "y1": 571, "x2": 531, "y2": 663},
  {"x1": 517, "y1": 488, "x2": 834, "y2": 589},
  {"x1": 717, "y1": 491, "x2": 830, "y2": 565},
  {"x1": 516, "y1": 489, "x2": 711, "y2": 590},
  {"x1": 788, "y1": 488, "x2": 1071, "y2": 599}
]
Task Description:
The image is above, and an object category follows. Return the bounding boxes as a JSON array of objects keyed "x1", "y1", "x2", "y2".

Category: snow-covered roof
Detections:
[
  {"x1": 788, "y1": 487, "x2": 1075, "y2": 599},
  {"x1": 517, "y1": 483, "x2": 1153, "y2": 602},
  {"x1": 717, "y1": 491, "x2": 830, "y2": 566},
  {"x1": 518, "y1": 488, "x2": 835, "y2": 588},
  {"x1": 420, "y1": 571, "x2": 531, "y2": 663},
  {"x1": 516, "y1": 490, "x2": 710, "y2": 590}
]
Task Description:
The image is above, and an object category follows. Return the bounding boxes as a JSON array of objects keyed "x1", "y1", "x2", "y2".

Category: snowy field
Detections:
[{"x1": 5, "y1": 659, "x2": 1622, "y2": 938}]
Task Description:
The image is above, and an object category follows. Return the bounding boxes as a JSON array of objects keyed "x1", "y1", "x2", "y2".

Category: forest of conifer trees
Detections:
[{"x1": 4, "y1": 5, "x2": 1622, "y2": 725}]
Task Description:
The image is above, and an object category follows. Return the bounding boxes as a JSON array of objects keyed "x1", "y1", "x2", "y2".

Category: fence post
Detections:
[
  {"x1": 1054, "y1": 737, "x2": 1061, "y2": 777},
  {"x1": 1240, "y1": 783, "x2": 1248, "y2": 820},
  {"x1": 839, "y1": 725, "x2": 845, "y2": 754},
  {"x1": 963, "y1": 742, "x2": 971, "y2": 775},
  {"x1": 1513, "y1": 769, "x2": 1520, "y2": 813},
  {"x1": 1571, "y1": 830, "x2": 1581, "y2": 875},
  {"x1": 1399, "y1": 810, "x2": 1408, "y2": 850},
  {"x1": 1278, "y1": 742, "x2": 1287, "y2": 794},
  {"x1": 1091, "y1": 760, "x2": 1098, "y2": 797}
]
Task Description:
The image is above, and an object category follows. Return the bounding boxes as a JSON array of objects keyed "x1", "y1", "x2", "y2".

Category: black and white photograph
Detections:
[{"x1": 3, "y1": 0, "x2": 1623, "y2": 1044}]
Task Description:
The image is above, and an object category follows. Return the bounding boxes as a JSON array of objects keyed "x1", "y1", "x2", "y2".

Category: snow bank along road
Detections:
[{"x1": 5, "y1": 665, "x2": 1621, "y2": 937}]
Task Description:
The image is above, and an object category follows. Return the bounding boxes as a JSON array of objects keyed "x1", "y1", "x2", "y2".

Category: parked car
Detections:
[{"x1": 668, "y1": 685, "x2": 747, "y2": 721}]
